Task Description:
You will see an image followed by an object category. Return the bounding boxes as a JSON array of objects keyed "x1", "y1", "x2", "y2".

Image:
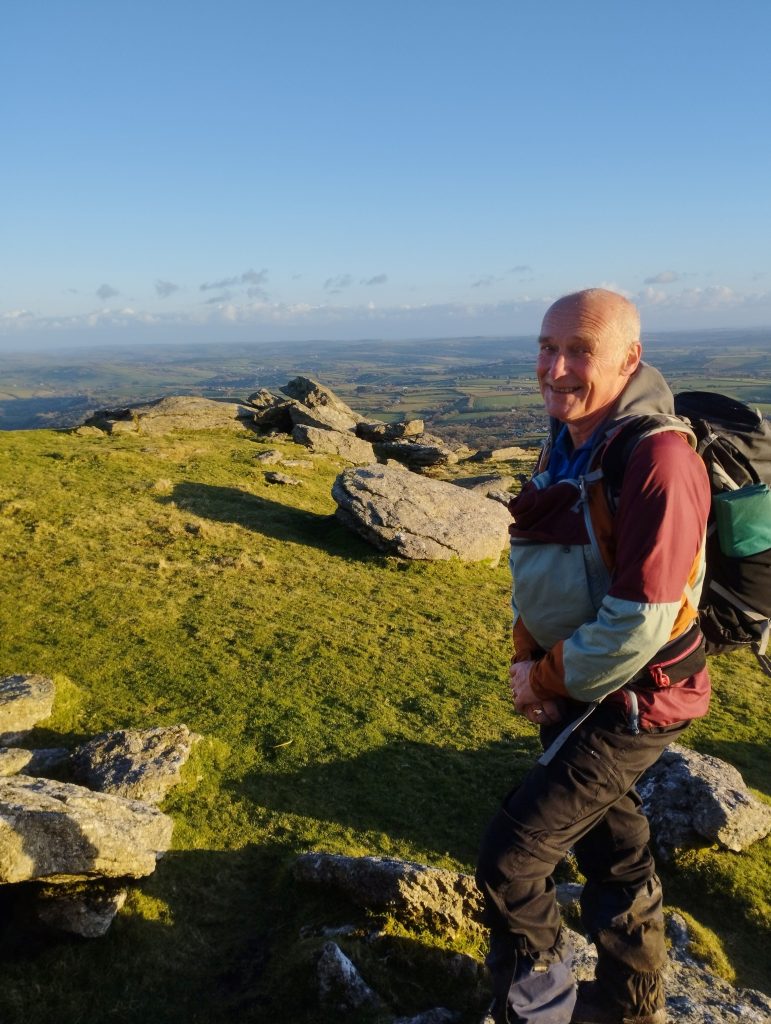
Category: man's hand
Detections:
[{"x1": 509, "y1": 660, "x2": 562, "y2": 725}]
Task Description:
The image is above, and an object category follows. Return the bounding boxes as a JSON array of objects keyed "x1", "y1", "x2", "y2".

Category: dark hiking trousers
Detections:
[{"x1": 476, "y1": 702, "x2": 687, "y2": 1023}]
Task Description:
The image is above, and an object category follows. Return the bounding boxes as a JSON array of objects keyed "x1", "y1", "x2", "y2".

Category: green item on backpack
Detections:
[{"x1": 714, "y1": 483, "x2": 771, "y2": 558}]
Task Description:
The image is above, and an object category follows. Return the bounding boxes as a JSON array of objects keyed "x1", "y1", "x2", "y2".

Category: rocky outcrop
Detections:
[
  {"x1": 281, "y1": 377, "x2": 361, "y2": 430},
  {"x1": 0, "y1": 675, "x2": 55, "y2": 744},
  {"x1": 85, "y1": 396, "x2": 257, "y2": 435},
  {"x1": 292, "y1": 424, "x2": 376, "y2": 464},
  {"x1": 298, "y1": 852, "x2": 771, "y2": 1024},
  {"x1": 71, "y1": 725, "x2": 199, "y2": 805},
  {"x1": 245, "y1": 389, "x2": 296, "y2": 432},
  {"x1": 332, "y1": 465, "x2": 511, "y2": 562},
  {"x1": 0, "y1": 775, "x2": 173, "y2": 883},
  {"x1": 295, "y1": 852, "x2": 483, "y2": 934},
  {"x1": 0, "y1": 677, "x2": 193, "y2": 937},
  {"x1": 639, "y1": 744, "x2": 771, "y2": 856}
]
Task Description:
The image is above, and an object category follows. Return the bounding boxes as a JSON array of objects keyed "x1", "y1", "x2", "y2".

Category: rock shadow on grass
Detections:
[
  {"x1": 233, "y1": 738, "x2": 540, "y2": 865},
  {"x1": 166, "y1": 482, "x2": 375, "y2": 559}
]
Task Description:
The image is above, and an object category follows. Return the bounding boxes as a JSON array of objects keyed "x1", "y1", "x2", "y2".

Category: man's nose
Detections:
[{"x1": 550, "y1": 351, "x2": 568, "y2": 378}]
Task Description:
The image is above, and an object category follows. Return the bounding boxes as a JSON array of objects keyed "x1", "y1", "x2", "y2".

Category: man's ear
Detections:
[{"x1": 621, "y1": 341, "x2": 642, "y2": 376}]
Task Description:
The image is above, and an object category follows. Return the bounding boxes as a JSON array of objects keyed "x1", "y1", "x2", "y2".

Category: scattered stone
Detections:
[
  {"x1": 292, "y1": 424, "x2": 376, "y2": 464},
  {"x1": 264, "y1": 471, "x2": 302, "y2": 486},
  {"x1": 332, "y1": 465, "x2": 511, "y2": 562},
  {"x1": 281, "y1": 458, "x2": 314, "y2": 469},
  {"x1": 295, "y1": 852, "x2": 483, "y2": 934},
  {"x1": 468, "y1": 445, "x2": 533, "y2": 463},
  {"x1": 254, "y1": 448, "x2": 285, "y2": 464},
  {"x1": 35, "y1": 883, "x2": 128, "y2": 938},
  {"x1": 84, "y1": 396, "x2": 257, "y2": 436},
  {"x1": 639, "y1": 744, "x2": 771, "y2": 855},
  {"x1": 71, "y1": 725, "x2": 199, "y2": 805},
  {"x1": 356, "y1": 419, "x2": 425, "y2": 442},
  {"x1": 317, "y1": 941, "x2": 382, "y2": 1011},
  {"x1": 0, "y1": 776, "x2": 173, "y2": 882},
  {"x1": 0, "y1": 748, "x2": 35, "y2": 776},
  {"x1": 0, "y1": 674, "x2": 55, "y2": 744}
]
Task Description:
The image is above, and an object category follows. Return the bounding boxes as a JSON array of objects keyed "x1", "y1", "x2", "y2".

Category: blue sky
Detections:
[{"x1": 3, "y1": 0, "x2": 770, "y2": 349}]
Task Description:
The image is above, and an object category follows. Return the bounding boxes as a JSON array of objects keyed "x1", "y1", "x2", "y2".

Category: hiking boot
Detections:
[{"x1": 571, "y1": 981, "x2": 666, "y2": 1024}]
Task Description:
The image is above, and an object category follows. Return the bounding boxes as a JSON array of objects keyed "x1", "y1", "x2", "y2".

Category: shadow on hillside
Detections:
[
  {"x1": 0, "y1": 843, "x2": 292, "y2": 1024},
  {"x1": 166, "y1": 482, "x2": 376, "y2": 559},
  {"x1": 232, "y1": 737, "x2": 540, "y2": 864}
]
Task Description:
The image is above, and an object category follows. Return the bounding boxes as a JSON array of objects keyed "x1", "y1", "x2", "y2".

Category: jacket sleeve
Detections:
[{"x1": 529, "y1": 431, "x2": 711, "y2": 703}]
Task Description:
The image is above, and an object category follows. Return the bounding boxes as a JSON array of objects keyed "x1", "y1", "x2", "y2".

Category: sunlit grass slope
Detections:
[{"x1": 0, "y1": 426, "x2": 768, "y2": 1022}]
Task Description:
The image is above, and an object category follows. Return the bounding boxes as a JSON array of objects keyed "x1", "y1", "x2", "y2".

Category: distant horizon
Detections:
[{"x1": 1, "y1": 322, "x2": 770, "y2": 361}]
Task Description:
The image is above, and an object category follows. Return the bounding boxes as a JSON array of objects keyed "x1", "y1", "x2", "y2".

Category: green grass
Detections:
[{"x1": 0, "y1": 425, "x2": 769, "y2": 1021}]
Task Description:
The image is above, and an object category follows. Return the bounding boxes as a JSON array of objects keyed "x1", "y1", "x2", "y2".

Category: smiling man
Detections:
[{"x1": 475, "y1": 289, "x2": 712, "y2": 1024}]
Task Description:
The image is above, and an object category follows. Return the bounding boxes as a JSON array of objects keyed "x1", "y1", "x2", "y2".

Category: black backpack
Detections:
[
  {"x1": 672, "y1": 391, "x2": 771, "y2": 676},
  {"x1": 603, "y1": 391, "x2": 771, "y2": 677}
]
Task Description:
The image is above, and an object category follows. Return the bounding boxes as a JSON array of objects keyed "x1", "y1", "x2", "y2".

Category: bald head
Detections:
[{"x1": 542, "y1": 289, "x2": 640, "y2": 357}]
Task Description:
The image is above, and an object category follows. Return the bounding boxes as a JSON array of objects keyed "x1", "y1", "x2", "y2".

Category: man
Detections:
[{"x1": 476, "y1": 289, "x2": 711, "y2": 1024}]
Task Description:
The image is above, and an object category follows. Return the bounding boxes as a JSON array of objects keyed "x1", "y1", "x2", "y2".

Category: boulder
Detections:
[
  {"x1": 35, "y1": 883, "x2": 128, "y2": 938},
  {"x1": 245, "y1": 389, "x2": 296, "y2": 432},
  {"x1": 0, "y1": 775, "x2": 173, "y2": 882},
  {"x1": 294, "y1": 851, "x2": 483, "y2": 934},
  {"x1": 331, "y1": 465, "x2": 511, "y2": 562},
  {"x1": 281, "y1": 376, "x2": 360, "y2": 426},
  {"x1": 468, "y1": 445, "x2": 533, "y2": 463},
  {"x1": 292, "y1": 424, "x2": 376, "y2": 464},
  {"x1": 71, "y1": 725, "x2": 199, "y2": 805},
  {"x1": 356, "y1": 419, "x2": 424, "y2": 442},
  {"x1": 639, "y1": 744, "x2": 771, "y2": 855},
  {"x1": 373, "y1": 437, "x2": 458, "y2": 468},
  {"x1": 84, "y1": 396, "x2": 257, "y2": 436},
  {"x1": 0, "y1": 674, "x2": 55, "y2": 744},
  {"x1": 287, "y1": 402, "x2": 360, "y2": 434},
  {"x1": 317, "y1": 941, "x2": 382, "y2": 1011}
]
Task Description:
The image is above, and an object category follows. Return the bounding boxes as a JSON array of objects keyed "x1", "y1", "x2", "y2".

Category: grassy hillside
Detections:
[{"x1": 0, "y1": 425, "x2": 768, "y2": 1023}]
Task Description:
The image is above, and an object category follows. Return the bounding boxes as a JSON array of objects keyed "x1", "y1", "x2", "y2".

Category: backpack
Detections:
[
  {"x1": 605, "y1": 392, "x2": 771, "y2": 677},
  {"x1": 673, "y1": 391, "x2": 771, "y2": 676}
]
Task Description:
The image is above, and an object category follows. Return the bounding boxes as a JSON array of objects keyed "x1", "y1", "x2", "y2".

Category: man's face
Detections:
[{"x1": 536, "y1": 299, "x2": 640, "y2": 433}]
